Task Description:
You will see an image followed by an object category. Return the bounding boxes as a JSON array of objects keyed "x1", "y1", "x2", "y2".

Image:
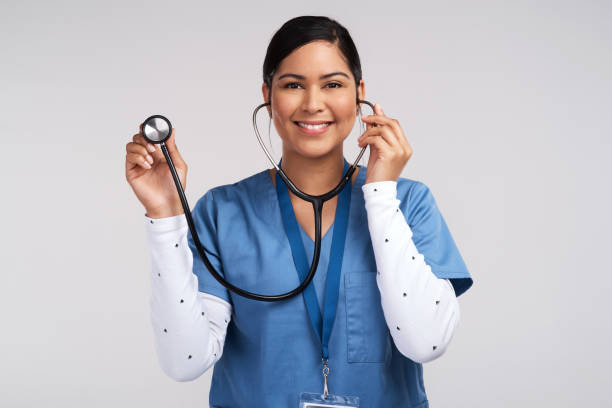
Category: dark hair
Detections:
[{"x1": 262, "y1": 16, "x2": 362, "y2": 103}]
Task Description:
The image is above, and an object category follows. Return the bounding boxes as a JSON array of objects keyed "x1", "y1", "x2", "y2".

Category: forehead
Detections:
[{"x1": 275, "y1": 40, "x2": 351, "y2": 78}]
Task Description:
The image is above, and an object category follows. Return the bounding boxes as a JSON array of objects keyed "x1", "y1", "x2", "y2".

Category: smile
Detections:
[
  {"x1": 294, "y1": 121, "x2": 333, "y2": 135},
  {"x1": 296, "y1": 122, "x2": 332, "y2": 129}
]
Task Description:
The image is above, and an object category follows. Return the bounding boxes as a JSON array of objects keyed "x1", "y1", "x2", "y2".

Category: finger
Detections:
[
  {"x1": 361, "y1": 113, "x2": 399, "y2": 132},
  {"x1": 126, "y1": 152, "x2": 152, "y2": 170},
  {"x1": 132, "y1": 133, "x2": 158, "y2": 154},
  {"x1": 362, "y1": 106, "x2": 411, "y2": 153},
  {"x1": 357, "y1": 105, "x2": 377, "y2": 132},
  {"x1": 358, "y1": 134, "x2": 394, "y2": 153},
  {"x1": 361, "y1": 106, "x2": 397, "y2": 130},
  {"x1": 358, "y1": 125, "x2": 399, "y2": 148},
  {"x1": 363, "y1": 115, "x2": 407, "y2": 149},
  {"x1": 126, "y1": 141, "x2": 154, "y2": 161},
  {"x1": 374, "y1": 103, "x2": 385, "y2": 116}
]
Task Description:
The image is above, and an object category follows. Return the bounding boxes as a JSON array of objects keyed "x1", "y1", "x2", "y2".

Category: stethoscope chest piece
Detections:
[{"x1": 142, "y1": 115, "x2": 172, "y2": 144}]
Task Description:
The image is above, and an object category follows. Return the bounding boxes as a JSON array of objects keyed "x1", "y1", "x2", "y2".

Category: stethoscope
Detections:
[{"x1": 141, "y1": 99, "x2": 376, "y2": 302}]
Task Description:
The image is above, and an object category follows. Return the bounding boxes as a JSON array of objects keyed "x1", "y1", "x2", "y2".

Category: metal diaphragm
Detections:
[{"x1": 142, "y1": 115, "x2": 172, "y2": 144}]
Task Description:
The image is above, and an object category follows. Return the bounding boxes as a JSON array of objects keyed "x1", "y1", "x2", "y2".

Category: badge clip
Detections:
[{"x1": 322, "y1": 357, "x2": 330, "y2": 398}]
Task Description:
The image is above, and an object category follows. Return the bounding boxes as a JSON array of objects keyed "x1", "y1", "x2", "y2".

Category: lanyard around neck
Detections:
[{"x1": 275, "y1": 158, "x2": 352, "y2": 360}]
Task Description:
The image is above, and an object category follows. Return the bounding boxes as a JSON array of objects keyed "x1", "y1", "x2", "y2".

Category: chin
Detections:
[{"x1": 286, "y1": 139, "x2": 336, "y2": 159}]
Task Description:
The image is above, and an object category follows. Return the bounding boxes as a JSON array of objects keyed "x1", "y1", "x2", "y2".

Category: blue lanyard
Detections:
[{"x1": 275, "y1": 158, "x2": 352, "y2": 360}]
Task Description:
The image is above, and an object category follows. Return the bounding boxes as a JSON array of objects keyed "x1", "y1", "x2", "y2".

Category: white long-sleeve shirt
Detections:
[
  {"x1": 145, "y1": 180, "x2": 460, "y2": 381},
  {"x1": 361, "y1": 181, "x2": 460, "y2": 363}
]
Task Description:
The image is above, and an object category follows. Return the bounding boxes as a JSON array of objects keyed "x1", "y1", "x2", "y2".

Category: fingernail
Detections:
[
  {"x1": 146, "y1": 154, "x2": 153, "y2": 164},
  {"x1": 147, "y1": 144, "x2": 156, "y2": 153},
  {"x1": 144, "y1": 161, "x2": 151, "y2": 169}
]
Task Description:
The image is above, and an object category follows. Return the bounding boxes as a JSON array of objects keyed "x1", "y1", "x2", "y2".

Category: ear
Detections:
[
  {"x1": 357, "y1": 79, "x2": 365, "y2": 101},
  {"x1": 261, "y1": 82, "x2": 272, "y2": 118},
  {"x1": 356, "y1": 79, "x2": 365, "y2": 114}
]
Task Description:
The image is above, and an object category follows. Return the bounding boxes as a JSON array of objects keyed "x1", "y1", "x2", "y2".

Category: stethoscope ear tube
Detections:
[{"x1": 143, "y1": 98, "x2": 376, "y2": 302}]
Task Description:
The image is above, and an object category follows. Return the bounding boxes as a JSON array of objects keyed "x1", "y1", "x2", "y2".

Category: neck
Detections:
[{"x1": 279, "y1": 147, "x2": 346, "y2": 196}]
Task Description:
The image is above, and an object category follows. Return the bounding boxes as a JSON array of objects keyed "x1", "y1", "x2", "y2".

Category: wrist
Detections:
[
  {"x1": 145, "y1": 207, "x2": 184, "y2": 219},
  {"x1": 364, "y1": 177, "x2": 398, "y2": 185}
]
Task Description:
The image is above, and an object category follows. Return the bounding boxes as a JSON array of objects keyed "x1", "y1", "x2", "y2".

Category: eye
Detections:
[
  {"x1": 326, "y1": 82, "x2": 342, "y2": 88},
  {"x1": 284, "y1": 82, "x2": 302, "y2": 89}
]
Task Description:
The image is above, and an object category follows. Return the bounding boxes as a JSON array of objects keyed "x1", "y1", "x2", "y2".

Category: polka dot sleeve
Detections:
[
  {"x1": 361, "y1": 181, "x2": 460, "y2": 364},
  {"x1": 145, "y1": 213, "x2": 232, "y2": 381}
]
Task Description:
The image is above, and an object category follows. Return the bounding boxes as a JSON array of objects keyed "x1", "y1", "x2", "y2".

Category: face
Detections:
[{"x1": 261, "y1": 40, "x2": 365, "y2": 159}]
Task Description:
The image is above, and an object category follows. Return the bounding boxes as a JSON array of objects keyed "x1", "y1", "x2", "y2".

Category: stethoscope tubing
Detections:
[{"x1": 149, "y1": 99, "x2": 375, "y2": 302}]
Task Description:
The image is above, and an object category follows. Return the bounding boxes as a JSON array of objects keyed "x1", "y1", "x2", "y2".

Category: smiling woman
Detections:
[
  {"x1": 126, "y1": 14, "x2": 473, "y2": 408},
  {"x1": 263, "y1": 39, "x2": 366, "y2": 174}
]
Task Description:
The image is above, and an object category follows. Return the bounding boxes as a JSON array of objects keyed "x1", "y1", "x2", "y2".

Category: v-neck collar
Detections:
[
  {"x1": 299, "y1": 215, "x2": 335, "y2": 245},
  {"x1": 263, "y1": 159, "x2": 365, "y2": 243}
]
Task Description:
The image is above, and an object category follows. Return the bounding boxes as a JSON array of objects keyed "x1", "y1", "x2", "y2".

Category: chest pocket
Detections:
[{"x1": 344, "y1": 271, "x2": 392, "y2": 363}]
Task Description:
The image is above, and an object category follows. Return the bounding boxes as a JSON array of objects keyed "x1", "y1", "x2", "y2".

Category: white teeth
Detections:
[{"x1": 297, "y1": 122, "x2": 331, "y2": 130}]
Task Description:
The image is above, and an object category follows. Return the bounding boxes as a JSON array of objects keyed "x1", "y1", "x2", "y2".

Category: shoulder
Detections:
[
  {"x1": 209, "y1": 169, "x2": 268, "y2": 198},
  {"x1": 193, "y1": 169, "x2": 270, "y2": 212},
  {"x1": 393, "y1": 175, "x2": 439, "y2": 225},
  {"x1": 396, "y1": 176, "x2": 430, "y2": 202}
]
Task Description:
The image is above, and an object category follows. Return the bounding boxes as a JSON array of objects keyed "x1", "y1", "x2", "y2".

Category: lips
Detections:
[
  {"x1": 296, "y1": 121, "x2": 332, "y2": 129},
  {"x1": 295, "y1": 120, "x2": 332, "y2": 125},
  {"x1": 293, "y1": 121, "x2": 333, "y2": 135}
]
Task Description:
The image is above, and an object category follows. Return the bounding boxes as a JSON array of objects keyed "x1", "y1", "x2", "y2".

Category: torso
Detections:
[{"x1": 268, "y1": 167, "x2": 361, "y2": 241}]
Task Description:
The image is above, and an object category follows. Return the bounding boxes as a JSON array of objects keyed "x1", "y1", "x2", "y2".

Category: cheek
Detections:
[
  {"x1": 335, "y1": 97, "x2": 358, "y2": 119},
  {"x1": 335, "y1": 104, "x2": 358, "y2": 131},
  {"x1": 271, "y1": 106, "x2": 292, "y2": 129},
  {"x1": 271, "y1": 108, "x2": 298, "y2": 142},
  {"x1": 273, "y1": 102, "x2": 301, "y2": 128},
  {"x1": 337, "y1": 118, "x2": 357, "y2": 140}
]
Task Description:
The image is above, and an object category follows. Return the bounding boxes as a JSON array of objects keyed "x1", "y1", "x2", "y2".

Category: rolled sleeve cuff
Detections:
[
  {"x1": 144, "y1": 213, "x2": 187, "y2": 233},
  {"x1": 362, "y1": 180, "x2": 398, "y2": 201}
]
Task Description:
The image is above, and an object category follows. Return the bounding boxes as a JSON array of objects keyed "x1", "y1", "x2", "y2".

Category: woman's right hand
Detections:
[{"x1": 125, "y1": 124, "x2": 188, "y2": 218}]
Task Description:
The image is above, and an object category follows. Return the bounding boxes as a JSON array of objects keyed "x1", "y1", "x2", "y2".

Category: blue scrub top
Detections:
[{"x1": 187, "y1": 160, "x2": 473, "y2": 407}]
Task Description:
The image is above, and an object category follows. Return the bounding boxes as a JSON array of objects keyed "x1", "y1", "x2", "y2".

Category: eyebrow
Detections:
[{"x1": 277, "y1": 71, "x2": 350, "y2": 81}]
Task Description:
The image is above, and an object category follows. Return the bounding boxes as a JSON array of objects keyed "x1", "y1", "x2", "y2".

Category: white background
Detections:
[{"x1": 1, "y1": 0, "x2": 610, "y2": 406}]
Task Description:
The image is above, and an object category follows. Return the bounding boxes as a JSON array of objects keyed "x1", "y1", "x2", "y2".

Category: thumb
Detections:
[{"x1": 374, "y1": 103, "x2": 384, "y2": 116}]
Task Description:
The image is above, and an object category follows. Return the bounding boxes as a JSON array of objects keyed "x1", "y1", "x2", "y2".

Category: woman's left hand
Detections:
[{"x1": 357, "y1": 103, "x2": 413, "y2": 184}]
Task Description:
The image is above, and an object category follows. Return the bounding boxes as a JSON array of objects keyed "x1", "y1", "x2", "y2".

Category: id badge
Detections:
[{"x1": 299, "y1": 392, "x2": 360, "y2": 407}]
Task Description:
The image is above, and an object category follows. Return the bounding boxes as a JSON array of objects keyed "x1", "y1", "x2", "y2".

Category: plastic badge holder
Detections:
[{"x1": 299, "y1": 392, "x2": 360, "y2": 407}]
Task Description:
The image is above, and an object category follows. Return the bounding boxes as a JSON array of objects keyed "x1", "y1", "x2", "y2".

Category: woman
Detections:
[{"x1": 125, "y1": 15, "x2": 473, "y2": 407}]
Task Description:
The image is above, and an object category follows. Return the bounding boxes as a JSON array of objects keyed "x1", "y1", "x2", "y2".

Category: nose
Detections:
[{"x1": 301, "y1": 87, "x2": 324, "y2": 113}]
